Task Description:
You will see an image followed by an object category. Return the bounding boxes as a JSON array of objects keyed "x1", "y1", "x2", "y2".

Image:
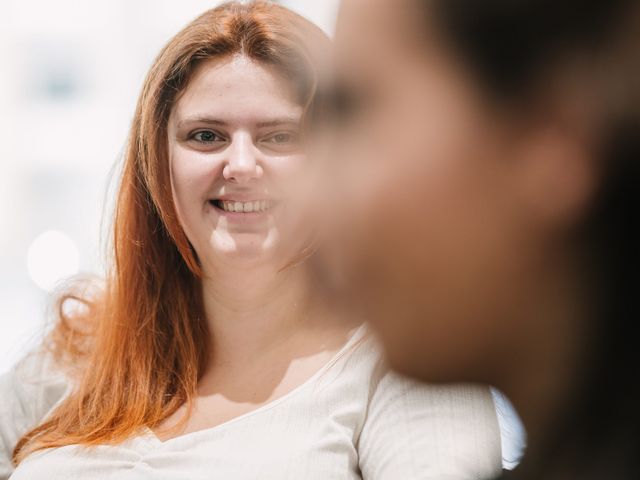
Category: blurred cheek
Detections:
[
  {"x1": 348, "y1": 172, "x2": 499, "y2": 381},
  {"x1": 333, "y1": 99, "x2": 520, "y2": 381}
]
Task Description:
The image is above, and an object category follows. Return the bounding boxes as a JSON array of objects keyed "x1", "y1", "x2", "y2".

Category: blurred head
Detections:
[
  {"x1": 14, "y1": 0, "x2": 329, "y2": 463},
  {"x1": 330, "y1": 0, "x2": 637, "y2": 380},
  {"x1": 329, "y1": 0, "x2": 639, "y2": 476}
]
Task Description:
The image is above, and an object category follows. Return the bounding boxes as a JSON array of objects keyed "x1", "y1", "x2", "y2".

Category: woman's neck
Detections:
[{"x1": 200, "y1": 261, "x2": 320, "y2": 365}]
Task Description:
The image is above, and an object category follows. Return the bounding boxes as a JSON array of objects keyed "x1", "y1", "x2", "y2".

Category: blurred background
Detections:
[{"x1": 0, "y1": 0, "x2": 523, "y2": 467}]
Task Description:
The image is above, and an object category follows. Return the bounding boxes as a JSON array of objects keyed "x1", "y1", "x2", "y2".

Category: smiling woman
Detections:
[
  {"x1": 1, "y1": 2, "x2": 501, "y2": 479},
  {"x1": 168, "y1": 55, "x2": 304, "y2": 260}
]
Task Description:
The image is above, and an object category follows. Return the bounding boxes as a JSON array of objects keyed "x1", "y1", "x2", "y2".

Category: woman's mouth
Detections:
[{"x1": 209, "y1": 199, "x2": 275, "y2": 213}]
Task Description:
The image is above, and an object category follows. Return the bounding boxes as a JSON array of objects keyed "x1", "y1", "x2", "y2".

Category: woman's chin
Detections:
[{"x1": 205, "y1": 229, "x2": 282, "y2": 262}]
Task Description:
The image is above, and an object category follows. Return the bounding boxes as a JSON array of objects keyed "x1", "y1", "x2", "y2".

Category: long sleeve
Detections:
[
  {"x1": 0, "y1": 352, "x2": 68, "y2": 480},
  {"x1": 358, "y1": 369, "x2": 502, "y2": 480}
]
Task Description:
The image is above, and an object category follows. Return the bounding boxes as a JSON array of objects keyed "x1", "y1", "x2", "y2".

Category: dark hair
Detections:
[{"x1": 422, "y1": 1, "x2": 640, "y2": 478}]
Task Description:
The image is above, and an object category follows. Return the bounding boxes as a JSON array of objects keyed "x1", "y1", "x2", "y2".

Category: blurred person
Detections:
[
  {"x1": 326, "y1": 0, "x2": 640, "y2": 479},
  {"x1": 0, "y1": 2, "x2": 502, "y2": 480}
]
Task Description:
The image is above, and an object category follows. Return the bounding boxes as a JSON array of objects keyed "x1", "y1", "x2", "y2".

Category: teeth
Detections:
[{"x1": 217, "y1": 200, "x2": 272, "y2": 213}]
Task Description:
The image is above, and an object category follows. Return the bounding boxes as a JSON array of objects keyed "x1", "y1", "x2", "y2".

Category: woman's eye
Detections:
[
  {"x1": 191, "y1": 130, "x2": 223, "y2": 143},
  {"x1": 267, "y1": 132, "x2": 298, "y2": 144}
]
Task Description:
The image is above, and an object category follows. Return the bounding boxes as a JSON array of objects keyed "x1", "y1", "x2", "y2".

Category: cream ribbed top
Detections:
[{"x1": 1, "y1": 327, "x2": 501, "y2": 480}]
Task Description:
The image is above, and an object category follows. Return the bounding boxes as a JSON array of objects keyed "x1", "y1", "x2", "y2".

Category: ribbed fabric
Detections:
[{"x1": 1, "y1": 327, "x2": 501, "y2": 480}]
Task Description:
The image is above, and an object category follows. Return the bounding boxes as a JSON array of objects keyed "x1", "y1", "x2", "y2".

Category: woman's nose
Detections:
[{"x1": 222, "y1": 134, "x2": 263, "y2": 183}]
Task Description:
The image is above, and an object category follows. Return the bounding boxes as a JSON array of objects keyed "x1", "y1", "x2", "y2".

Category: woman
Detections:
[
  {"x1": 328, "y1": 0, "x2": 639, "y2": 478},
  {"x1": 0, "y1": 2, "x2": 502, "y2": 479}
]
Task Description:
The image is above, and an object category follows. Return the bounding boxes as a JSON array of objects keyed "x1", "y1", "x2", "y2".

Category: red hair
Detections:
[{"x1": 13, "y1": 0, "x2": 329, "y2": 463}]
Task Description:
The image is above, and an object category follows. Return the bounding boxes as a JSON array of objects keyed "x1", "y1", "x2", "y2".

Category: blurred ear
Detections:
[{"x1": 510, "y1": 100, "x2": 600, "y2": 232}]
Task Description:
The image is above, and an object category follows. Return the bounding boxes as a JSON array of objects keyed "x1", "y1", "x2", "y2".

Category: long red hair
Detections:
[{"x1": 13, "y1": 0, "x2": 329, "y2": 463}]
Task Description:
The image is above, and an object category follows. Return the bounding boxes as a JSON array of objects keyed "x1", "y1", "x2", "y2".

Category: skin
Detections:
[
  {"x1": 328, "y1": 0, "x2": 599, "y2": 445},
  {"x1": 157, "y1": 54, "x2": 355, "y2": 440}
]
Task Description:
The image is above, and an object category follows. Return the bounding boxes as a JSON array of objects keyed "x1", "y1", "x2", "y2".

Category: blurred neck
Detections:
[{"x1": 499, "y1": 248, "x2": 591, "y2": 455}]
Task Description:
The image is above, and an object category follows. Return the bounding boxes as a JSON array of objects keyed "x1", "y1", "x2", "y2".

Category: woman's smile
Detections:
[
  {"x1": 210, "y1": 199, "x2": 276, "y2": 213},
  {"x1": 208, "y1": 196, "x2": 279, "y2": 224}
]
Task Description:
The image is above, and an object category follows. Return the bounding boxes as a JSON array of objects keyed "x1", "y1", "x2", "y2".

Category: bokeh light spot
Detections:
[{"x1": 26, "y1": 230, "x2": 80, "y2": 291}]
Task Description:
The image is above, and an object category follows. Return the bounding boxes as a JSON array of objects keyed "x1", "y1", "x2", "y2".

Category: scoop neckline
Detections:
[{"x1": 143, "y1": 323, "x2": 368, "y2": 447}]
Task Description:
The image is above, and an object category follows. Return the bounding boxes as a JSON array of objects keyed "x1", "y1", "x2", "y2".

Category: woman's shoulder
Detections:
[
  {"x1": 346, "y1": 327, "x2": 503, "y2": 479},
  {"x1": 1, "y1": 348, "x2": 70, "y2": 430},
  {"x1": 340, "y1": 325, "x2": 498, "y2": 406},
  {"x1": 0, "y1": 349, "x2": 70, "y2": 479}
]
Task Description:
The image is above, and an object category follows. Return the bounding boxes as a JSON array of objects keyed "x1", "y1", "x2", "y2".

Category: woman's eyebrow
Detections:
[
  {"x1": 255, "y1": 118, "x2": 300, "y2": 128},
  {"x1": 176, "y1": 116, "x2": 301, "y2": 130},
  {"x1": 176, "y1": 116, "x2": 229, "y2": 129}
]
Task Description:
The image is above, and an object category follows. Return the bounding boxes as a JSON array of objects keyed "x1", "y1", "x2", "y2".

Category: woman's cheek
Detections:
[
  {"x1": 270, "y1": 153, "x2": 305, "y2": 180},
  {"x1": 267, "y1": 154, "x2": 307, "y2": 206},
  {"x1": 170, "y1": 152, "x2": 215, "y2": 232},
  {"x1": 172, "y1": 149, "x2": 217, "y2": 196}
]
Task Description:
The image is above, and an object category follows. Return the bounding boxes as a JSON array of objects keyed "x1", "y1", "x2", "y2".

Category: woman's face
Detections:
[
  {"x1": 328, "y1": 0, "x2": 595, "y2": 383},
  {"x1": 168, "y1": 55, "x2": 308, "y2": 271}
]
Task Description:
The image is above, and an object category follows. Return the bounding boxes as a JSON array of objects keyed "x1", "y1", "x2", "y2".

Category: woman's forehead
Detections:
[{"x1": 170, "y1": 55, "x2": 303, "y2": 128}]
